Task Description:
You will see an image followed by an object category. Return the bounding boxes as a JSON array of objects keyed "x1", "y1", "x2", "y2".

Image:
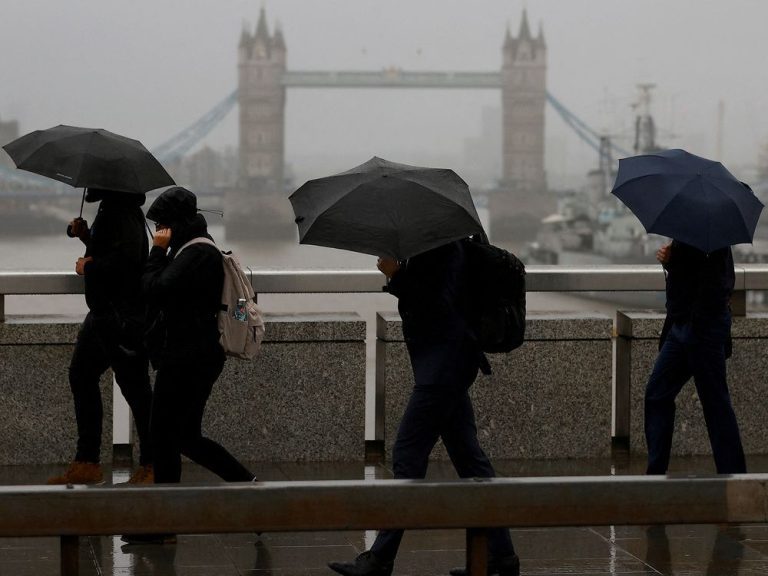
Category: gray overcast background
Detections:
[{"x1": 2, "y1": 0, "x2": 767, "y2": 187}]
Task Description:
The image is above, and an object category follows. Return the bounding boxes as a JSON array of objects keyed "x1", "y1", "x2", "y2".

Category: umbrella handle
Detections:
[{"x1": 67, "y1": 189, "x2": 87, "y2": 238}]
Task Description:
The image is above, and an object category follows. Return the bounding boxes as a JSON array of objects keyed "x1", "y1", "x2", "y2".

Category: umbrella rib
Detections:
[
  {"x1": 706, "y1": 179, "x2": 759, "y2": 245},
  {"x1": 642, "y1": 174, "x2": 701, "y2": 232}
]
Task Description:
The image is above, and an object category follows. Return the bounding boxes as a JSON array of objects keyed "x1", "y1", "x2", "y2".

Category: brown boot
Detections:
[
  {"x1": 47, "y1": 461, "x2": 104, "y2": 485},
  {"x1": 126, "y1": 464, "x2": 154, "y2": 485}
]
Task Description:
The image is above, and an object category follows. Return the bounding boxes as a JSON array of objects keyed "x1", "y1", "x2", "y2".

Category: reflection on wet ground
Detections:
[{"x1": 3, "y1": 455, "x2": 768, "y2": 575}]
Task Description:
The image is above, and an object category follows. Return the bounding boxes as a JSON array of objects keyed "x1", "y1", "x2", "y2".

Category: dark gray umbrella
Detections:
[
  {"x1": 289, "y1": 156, "x2": 484, "y2": 260},
  {"x1": 2, "y1": 124, "x2": 174, "y2": 196}
]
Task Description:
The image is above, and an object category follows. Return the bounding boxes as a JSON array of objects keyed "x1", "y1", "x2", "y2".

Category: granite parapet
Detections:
[
  {"x1": 617, "y1": 311, "x2": 768, "y2": 458},
  {"x1": 378, "y1": 311, "x2": 614, "y2": 460}
]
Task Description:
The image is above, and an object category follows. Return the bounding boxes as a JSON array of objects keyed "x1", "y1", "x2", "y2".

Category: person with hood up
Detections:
[
  {"x1": 122, "y1": 187, "x2": 255, "y2": 544},
  {"x1": 47, "y1": 188, "x2": 154, "y2": 485}
]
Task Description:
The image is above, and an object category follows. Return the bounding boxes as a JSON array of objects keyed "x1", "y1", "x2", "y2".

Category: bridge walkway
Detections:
[{"x1": 3, "y1": 455, "x2": 768, "y2": 575}]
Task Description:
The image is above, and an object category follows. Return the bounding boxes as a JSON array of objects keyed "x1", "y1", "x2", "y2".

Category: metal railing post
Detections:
[
  {"x1": 60, "y1": 535, "x2": 78, "y2": 576},
  {"x1": 466, "y1": 529, "x2": 488, "y2": 576}
]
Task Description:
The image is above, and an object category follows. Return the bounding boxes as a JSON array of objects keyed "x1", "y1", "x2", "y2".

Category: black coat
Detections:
[
  {"x1": 82, "y1": 195, "x2": 148, "y2": 342},
  {"x1": 386, "y1": 240, "x2": 472, "y2": 344},
  {"x1": 663, "y1": 240, "x2": 734, "y2": 324},
  {"x1": 142, "y1": 215, "x2": 223, "y2": 367}
]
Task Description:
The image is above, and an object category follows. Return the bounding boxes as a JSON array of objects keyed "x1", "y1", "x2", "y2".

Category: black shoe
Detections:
[
  {"x1": 120, "y1": 533, "x2": 177, "y2": 545},
  {"x1": 328, "y1": 550, "x2": 393, "y2": 576},
  {"x1": 449, "y1": 553, "x2": 520, "y2": 576}
]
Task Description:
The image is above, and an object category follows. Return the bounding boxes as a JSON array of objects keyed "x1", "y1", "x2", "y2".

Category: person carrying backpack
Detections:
[
  {"x1": 123, "y1": 187, "x2": 255, "y2": 544},
  {"x1": 328, "y1": 240, "x2": 520, "y2": 576}
]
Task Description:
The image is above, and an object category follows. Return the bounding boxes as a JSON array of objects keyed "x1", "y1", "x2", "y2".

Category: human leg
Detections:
[
  {"x1": 690, "y1": 323, "x2": 746, "y2": 474},
  {"x1": 150, "y1": 367, "x2": 184, "y2": 484},
  {"x1": 644, "y1": 324, "x2": 692, "y2": 474},
  {"x1": 369, "y1": 342, "x2": 469, "y2": 562},
  {"x1": 112, "y1": 349, "x2": 153, "y2": 467},
  {"x1": 442, "y1": 390, "x2": 516, "y2": 562},
  {"x1": 176, "y1": 357, "x2": 254, "y2": 482},
  {"x1": 68, "y1": 314, "x2": 111, "y2": 464}
]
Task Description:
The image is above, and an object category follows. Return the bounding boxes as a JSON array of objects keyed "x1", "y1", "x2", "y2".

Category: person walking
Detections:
[
  {"x1": 645, "y1": 240, "x2": 746, "y2": 475},
  {"x1": 122, "y1": 187, "x2": 255, "y2": 544},
  {"x1": 47, "y1": 188, "x2": 153, "y2": 485},
  {"x1": 328, "y1": 240, "x2": 519, "y2": 576}
]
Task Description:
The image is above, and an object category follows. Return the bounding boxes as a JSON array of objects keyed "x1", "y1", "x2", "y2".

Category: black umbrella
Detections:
[
  {"x1": 3, "y1": 124, "x2": 175, "y2": 216},
  {"x1": 289, "y1": 156, "x2": 485, "y2": 260},
  {"x1": 611, "y1": 148, "x2": 764, "y2": 253}
]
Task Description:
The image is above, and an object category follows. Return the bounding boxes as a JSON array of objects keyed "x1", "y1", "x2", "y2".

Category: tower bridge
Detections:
[{"x1": 228, "y1": 6, "x2": 547, "y2": 240}]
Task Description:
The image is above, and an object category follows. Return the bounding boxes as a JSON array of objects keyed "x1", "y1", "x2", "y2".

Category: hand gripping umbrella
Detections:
[
  {"x1": 289, "y1": 156, "x2": 485, "y2": 261},
  {"x1": 611, "y1": 148, "x2": 763, "y2": 253}
]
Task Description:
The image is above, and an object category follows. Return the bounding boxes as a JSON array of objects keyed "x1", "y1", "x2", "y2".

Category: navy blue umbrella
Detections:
[{"x1": 611, "y1": 148, "x2": 763, "y2": 253}]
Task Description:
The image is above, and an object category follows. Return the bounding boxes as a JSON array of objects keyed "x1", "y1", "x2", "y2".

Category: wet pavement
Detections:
[{"x1": 3, "y1": 455, "x2": 768, "y2": 575}]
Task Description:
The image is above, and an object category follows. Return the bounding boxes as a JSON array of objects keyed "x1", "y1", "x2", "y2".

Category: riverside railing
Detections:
[
  {"x1": 6, "y1": 474, "x2": 768, "y2": 576},
  {"x1": 3, "y1": 265, "x2": 768, "y2": 459}
]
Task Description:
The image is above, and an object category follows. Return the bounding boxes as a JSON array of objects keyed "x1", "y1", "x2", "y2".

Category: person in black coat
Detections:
[
  {"x1": 48, "y1": 188, "x2": 153, "y2": 485},
  {"x1": 329, "y1": 240, "x2": 519, "y2": 576},
  {"x1": 645, "y1": 240, "x2": 746, "y2": 474},
  {"x1": 139, "y1": 187, "x2": 254, "y2": 486}
]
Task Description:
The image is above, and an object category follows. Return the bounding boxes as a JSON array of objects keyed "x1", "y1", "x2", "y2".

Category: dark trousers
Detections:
[
  {"x1": 69, "y1": 312, "x2": 153, "y2": 465},
  {"x1": 151, "y1": 352, "x2": 253, "y2": 484},
  {"x1": 371, "y1": 337, "x2": 515, "y2": 562},
  {"x1": 645, "y1": 315, "x2": 746, "y2": 474}
]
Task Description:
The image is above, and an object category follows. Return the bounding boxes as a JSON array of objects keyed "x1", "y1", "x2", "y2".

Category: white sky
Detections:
[{"x1": 2, "y1": 0, "x2": 767, "y2": 186}]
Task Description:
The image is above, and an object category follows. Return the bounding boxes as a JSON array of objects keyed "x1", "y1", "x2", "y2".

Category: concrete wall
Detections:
[
  {"x1": 0, "y1": 313, "x2": 365, "y2": 465},
  {"x1": 616, "y1": 311, "x2": 768, "y2": 457},
  {"x1": 377, "y1": 311, "x2": 614, "y2": 460},
  {"x1": 205, "y1": 313, "x2": 366, "y2": 462},
  {"x1": 0, "y1": 316, "x2": 113, "y2": 465}
]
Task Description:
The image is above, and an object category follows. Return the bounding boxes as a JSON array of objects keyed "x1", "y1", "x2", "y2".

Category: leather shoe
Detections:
[
  {"x1": 449, "y1": 553, "x2": 520, "y2": 576},
  {"x1": 328, "y1": 550, "x2": 393, "y2": 576}
]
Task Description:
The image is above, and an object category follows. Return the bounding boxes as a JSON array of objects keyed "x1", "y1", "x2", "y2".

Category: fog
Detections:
[{"x1": 2, "y1": 0, "x2": 767, "y2": 188}]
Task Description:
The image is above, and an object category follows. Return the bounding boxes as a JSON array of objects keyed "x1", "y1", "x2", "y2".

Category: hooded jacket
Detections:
[
  {"x1": 82, "y1": 191, "x2": 148, "y2": 326},
  {"x1": 142, "y1": 188, "x2": 223, "y2": 366}
]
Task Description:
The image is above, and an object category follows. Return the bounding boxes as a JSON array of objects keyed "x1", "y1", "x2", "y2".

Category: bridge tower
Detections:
[
  {"x1": 501, "y1": 9, "x2": 547, "y2": 193},
  {"x1": 238, "y1": 8, "x2": 285, "y2": 187},
  {"x1": 493, "y1": 10, "x2": 550, "y2": 242},
  {"x1": 229, "y1": 7, "x2": 291, "y2": 239}
]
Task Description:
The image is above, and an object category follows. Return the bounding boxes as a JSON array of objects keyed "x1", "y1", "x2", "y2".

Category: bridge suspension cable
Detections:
[{"x1": 151, "y1": 90, "x2": 238, "y2": 163}]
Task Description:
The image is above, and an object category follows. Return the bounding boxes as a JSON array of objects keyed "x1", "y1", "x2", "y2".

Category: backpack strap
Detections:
[{"x1": 174, "y1": 236, "x2": 218, "y2": 259}]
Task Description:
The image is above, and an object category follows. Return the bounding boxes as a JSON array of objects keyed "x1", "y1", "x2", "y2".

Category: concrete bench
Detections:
[{"x1": 3, "y1": 474, "x2": 768, "y2": 576}]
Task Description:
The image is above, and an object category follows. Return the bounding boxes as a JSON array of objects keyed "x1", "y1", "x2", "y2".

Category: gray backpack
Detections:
[{"x1": 176, "y1": 237, "x2": 265, "y2": 360}]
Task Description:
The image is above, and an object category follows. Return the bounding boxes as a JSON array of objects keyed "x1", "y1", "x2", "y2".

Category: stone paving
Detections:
[{"x1": 3, "y1": 456, "x2": 768, "y2": 575}]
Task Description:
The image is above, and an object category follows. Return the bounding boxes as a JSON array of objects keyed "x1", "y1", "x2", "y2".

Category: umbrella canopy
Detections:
[
  {"x1": 2, "y1": 124, "x2": 174, "y2": 194},
  {"x1": 611, "y1": 148, "x2": 764, "y2": 253},
  {"x1": 289, "y1": 156, "x2": 485, "y2": 260}
]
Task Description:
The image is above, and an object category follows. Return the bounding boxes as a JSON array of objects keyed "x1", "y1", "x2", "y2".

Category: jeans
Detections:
[
  {"x1": 645, "y1": 314, "x2": 746, "y2": 474},
  {"x1": 371, "y1": 337, "x2": 515, "y2": 561},
  {"x1": 69, "y1": 312, "x2": 152, "y2": 464},
  {"x1": 151, "y1": 350, "x2": 253, "y2": 483}
]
